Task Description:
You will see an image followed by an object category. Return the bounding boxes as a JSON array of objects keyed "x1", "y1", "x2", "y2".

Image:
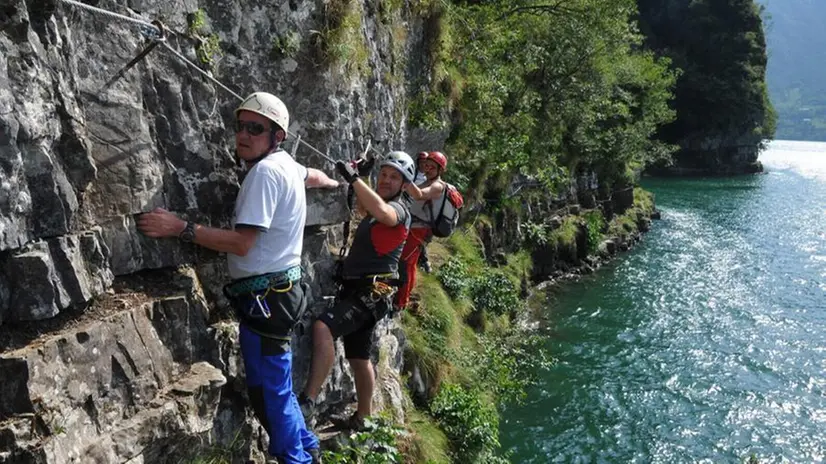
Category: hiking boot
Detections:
[
  {"x1": 417, "y1": 249, "x2": 432, "y2": 273},
  {"x1": 344, "y1": 411, "x2": 369, "y2": 432}
]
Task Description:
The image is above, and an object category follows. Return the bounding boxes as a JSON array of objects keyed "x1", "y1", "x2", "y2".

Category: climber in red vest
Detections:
[{"x1": 395, "y1": 151, "x2": 448, "y2": 310}]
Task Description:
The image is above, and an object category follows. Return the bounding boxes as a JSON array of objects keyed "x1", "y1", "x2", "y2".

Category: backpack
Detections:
[{"x1": 429, "y1": 183, "x2": 464, "y2": 238}]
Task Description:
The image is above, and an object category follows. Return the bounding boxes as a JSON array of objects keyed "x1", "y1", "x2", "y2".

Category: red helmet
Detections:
[{"x1": 419, "y1": 151, "x2": 447, "y2": 172}]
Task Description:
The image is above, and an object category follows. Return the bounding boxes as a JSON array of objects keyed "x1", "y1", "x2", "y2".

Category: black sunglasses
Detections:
[{"x1": 235, "y1": 120, "x2": 268, "y2": 136}]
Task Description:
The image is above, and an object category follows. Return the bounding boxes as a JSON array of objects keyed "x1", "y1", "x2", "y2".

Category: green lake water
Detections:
[{"x1": 500, "y1": 140, "x2": 826, "y2": 463}]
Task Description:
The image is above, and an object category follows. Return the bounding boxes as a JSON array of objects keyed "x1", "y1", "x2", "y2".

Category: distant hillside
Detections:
[{"x1": 760, "y1": 0, "x2": 826, "y2": 141}]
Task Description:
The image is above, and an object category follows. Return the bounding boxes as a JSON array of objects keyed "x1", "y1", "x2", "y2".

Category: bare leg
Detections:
[
  {"x1": 304, "y1": 320, "x2": 335, "y2": 399},
  {"x1": 348, "y1": 358, "x2": 375, "y2": 418}
]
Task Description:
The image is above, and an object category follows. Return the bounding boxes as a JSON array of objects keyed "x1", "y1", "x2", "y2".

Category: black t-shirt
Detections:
[{"x1": 342, "y1": 200, "x2": 411, "y2": 278}]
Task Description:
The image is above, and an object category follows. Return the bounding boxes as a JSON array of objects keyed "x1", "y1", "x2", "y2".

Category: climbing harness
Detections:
[{"x1": 222, "y1": 266, "x2": 301, "y2": 322}]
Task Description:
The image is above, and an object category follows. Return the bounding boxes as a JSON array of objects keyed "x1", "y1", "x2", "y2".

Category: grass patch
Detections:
[
  {"x1": 403, "y1": 409, "x2": 451, "y2": 464},
  {"x1": 400, "y1": 223, "x2": 552, "y2": 464},
  {"x1": 634, "y1": 187, "x2": 655, "y2": 214},
  {"x1": 379, "y1": 0, "x2": 404, "y2": 24},
  {"x1": 444, "y1": 227, "x2": 485, "y2": 270},
  {"x1": 315, "y1": 0, "x2": 369, "y2": 77},
  {"x1": 608, "y1": 214, "x2": 638, "y2": 240},
  {"x1": 548, "y1": 216, "x2": 579, "y2": 249},
  {"x1": 501, "y1": 250, "x2": 532, "y2": 289},
  {"x1": 402, "y1": 273, "x2": 463, "y2": 391}
]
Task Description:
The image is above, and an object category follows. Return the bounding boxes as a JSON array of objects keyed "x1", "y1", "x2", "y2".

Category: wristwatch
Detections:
[{"x1": 179, "y1": 221, "x2": 196, "y2": 242}]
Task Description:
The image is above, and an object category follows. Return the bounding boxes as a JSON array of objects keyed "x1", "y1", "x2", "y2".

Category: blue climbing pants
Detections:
[{"x1": 239, "y1": 323, "x2": 319, "y2": 463}]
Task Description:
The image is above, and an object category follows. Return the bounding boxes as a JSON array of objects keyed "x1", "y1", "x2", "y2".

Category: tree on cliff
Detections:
[
  {"x1": 410, "y1": 0, "x2": 677, "y2": 202},
  {"x1": 637, "y1": 0, "x2": 777, "y2": 173}
]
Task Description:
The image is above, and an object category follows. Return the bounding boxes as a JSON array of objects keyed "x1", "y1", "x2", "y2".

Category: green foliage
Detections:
[
  {"x1": 501, "y1": 250, "x2": 533, "y2": 289},
  {"x1": 762, "y1": 0, "x2": 826, "y2": 140},
  {"x1": 412, "y1": 0, "x2": 677, "y2": 202},
  {"x1": 196, "y1": 35, "x2": 223, "y2": 68},
  {"x1": 583, "y1": 210, "x2": 606, "y2": 255},
  {"x1": 379, "y1": 0, "x2": 404, "y2": 25},
  {"x1": 633, "y1": 187, "x2": 655, "y2": 214},
  {"x1": 400, "y1": 228, "x2": 552, "y2": 464},
  {"x1": 638, "y1": 0, "x2": 776, "y2": 168},
  {"x1": 179, "y1": 430, "x2": 246, "y2": 464},
  {"x1": 271, "y1": 32, "x2": 301, "y2": 59},
  {"x1": 187, "y1": 10, "x2": 222, "y2": 69},
  {"x1": 469, "y1": 269, "x2": 521, "y2": 317},
  {"x1": 445, "y1": 227, "x2": 485, "y2": 269},
  {"x1": 405, "y1": 410, "x2": 452, "y2": 464},
  {"x1": 521, "y1": 221, "x2": 549, "y2": 247},
  {"x1": 315, "y1": 0, "x2": 369, "y2": 77},
  {"x1": 430, "y1": 383, "x2": 501, "y2": 461},
  {"x1": 608, "y1": 214, "x2": 638, "y2": 240},
  {"x1": 549, "y1": 217, "x2": 579, "y2": 250},
  {"x1": 187, "y1": 9, "x2": 206, "y2": 36},
  {"x1": 322, "y1": 416, "x2": 406, "y2": 464},
  {"x1": 460, "y1": 329, "x2": 555, "y2": 404},
  {"x1": 409, "y1": 91, "x2": 449, "y2": 131},
  {"x1": 402, "y1": 273, "x2": 462, "y2": 386},
  {"x1": 437, "y1": 257, "x2": 471, "y2": 299}
]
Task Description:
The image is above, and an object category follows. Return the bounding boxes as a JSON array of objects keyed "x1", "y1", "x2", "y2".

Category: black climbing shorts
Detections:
[{"x1": 317, "y1": 283, "x2": 393, "y2": 360}]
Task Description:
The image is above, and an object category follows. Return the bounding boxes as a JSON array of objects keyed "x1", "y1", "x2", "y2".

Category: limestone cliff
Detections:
[{"x1": 0, "y1": 0, "x2": 419, "y2": 461}]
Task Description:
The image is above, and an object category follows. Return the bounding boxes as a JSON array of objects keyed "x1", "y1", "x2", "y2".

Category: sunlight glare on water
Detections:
[{"x1": 500, "y1": 140, "x2": 826, "y2": 463}]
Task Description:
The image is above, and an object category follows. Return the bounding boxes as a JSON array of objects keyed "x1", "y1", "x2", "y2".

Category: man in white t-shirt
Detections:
[{"x1": 138, "y1": 92, "x2": 337, "y2": 464}]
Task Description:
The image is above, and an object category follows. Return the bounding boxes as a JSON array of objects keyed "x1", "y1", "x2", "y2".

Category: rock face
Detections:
[{"x1": 1, "y1": 0, "x2": 416, "y2": 461}]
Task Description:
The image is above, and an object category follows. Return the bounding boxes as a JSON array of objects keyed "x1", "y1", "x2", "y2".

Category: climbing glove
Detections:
[
  {"x1": 336, "y1": 160, "x2": 360, "y2": 184},
  {"x1": 355, "y1": 156, "x2": 375, "y2": 177}
]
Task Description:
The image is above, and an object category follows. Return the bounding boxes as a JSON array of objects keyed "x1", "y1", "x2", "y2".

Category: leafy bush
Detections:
[
  {"x1": 460, "y1": 330, "x2": 556, "y2": 404},
  {"x1": 322, "y1": 416, "x2": 406, "y2": 464},
  {"x1": 430, "y1": 383, "x2": 500, "y2": 460},
  {"x1": 469, "y1": 270, "x2": 521, "y2": 317},
  {"x1": 437, "y1": 257, "x2": 472, "y2": 299},
  {"x1": 521, "y1": 221, "x2": 549, "y2": 247},
  {"x1": 186, "y1": 9, "x2": 207, "y2": 36},
  {"x1": 583, "y1": 210, "x2": 605, "y2": 255}
]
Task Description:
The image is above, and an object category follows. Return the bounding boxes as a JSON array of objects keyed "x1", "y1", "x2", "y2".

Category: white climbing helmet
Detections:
[
  {"x1": 380, "y1": 151, "x2": 416, "y2": 183},
  {"x1": 235, "y1": 92, "x2": 290, "y2": 137}
]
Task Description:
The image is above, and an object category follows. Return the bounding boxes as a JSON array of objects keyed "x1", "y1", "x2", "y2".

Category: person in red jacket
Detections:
[{"x1": 395, "y1": 151, "x2": 448, "y2": 310}]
